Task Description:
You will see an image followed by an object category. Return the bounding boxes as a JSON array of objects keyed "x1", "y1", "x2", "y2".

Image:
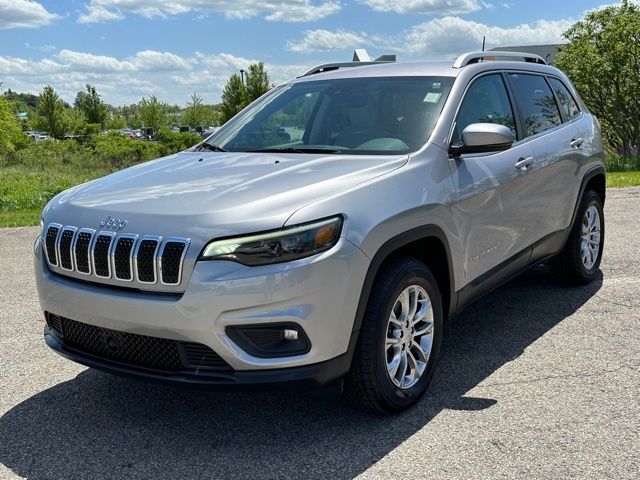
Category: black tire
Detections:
[
  {"x1": 343, "y1": 257, "x2": 443, "y2": 413},
  {"x1": 551, "y1": 189, "x2": 604, "y2": 284}
]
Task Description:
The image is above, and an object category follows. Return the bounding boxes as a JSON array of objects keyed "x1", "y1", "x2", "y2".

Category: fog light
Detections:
[
  {"x1": 283, "y1": 329, "x2": 298, "y2": 340},
  {"x1": 226, "y1": 322, "x2": 310, "y2": 358}
]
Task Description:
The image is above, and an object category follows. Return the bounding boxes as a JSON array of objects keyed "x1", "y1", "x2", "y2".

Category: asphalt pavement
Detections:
[{"x1": 1, "y1": 187, "x2": 639, "y2": 479}]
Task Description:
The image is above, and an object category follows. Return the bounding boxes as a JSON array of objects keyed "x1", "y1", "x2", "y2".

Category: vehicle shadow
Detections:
[{"x1": 0, "y1": 266, "x2": 602, "y2": 480}]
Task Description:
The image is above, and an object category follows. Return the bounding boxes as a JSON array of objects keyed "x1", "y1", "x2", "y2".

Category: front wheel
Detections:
[
  {"x1": 343, "y1": 257, "x2": 443, "y2": 413},
  {"x1": 552, "y1": 189, "x2": 604, "y2": 284}
]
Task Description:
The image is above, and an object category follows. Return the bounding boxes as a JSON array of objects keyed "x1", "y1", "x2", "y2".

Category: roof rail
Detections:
[
  {"x1": 299, "y1": 49, "x2": 396, "y2": 78},
  {"x1": 299, "y1": 61, "x2": 392, "y2": 78},
  {"x1": 453, "y1": 51, "x2": 547, "y2": 69}
]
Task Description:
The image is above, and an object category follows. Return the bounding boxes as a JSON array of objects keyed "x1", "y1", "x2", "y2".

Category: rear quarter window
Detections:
[
  {"x1": 548, "y1": 77, "x2": 581, "y2": 120},
  {"x1": 508, "y1": 73, "x2": 562, "y2": 137}
]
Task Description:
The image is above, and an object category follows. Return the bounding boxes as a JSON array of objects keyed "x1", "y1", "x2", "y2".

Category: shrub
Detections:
[
  {"x1": 0, "y1": 97, "x2": 30, "y2": 152},
  {"x1": 155, "y1": 127, "x2": 201, "y2": 155},
  {"x1": 606, "y1": 155, "x2": 640, "y2": 172}
]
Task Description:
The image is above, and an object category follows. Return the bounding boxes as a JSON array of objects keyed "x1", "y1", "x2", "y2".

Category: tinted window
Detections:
[
  {"x1": 508, "y1": 74, "x2": 562, "y2": 137},
  {"x1": 453, "y1": 74, "x2": 516, "y2": 145},
  {"x1": 548, "y1": 77, "x2": 581, "y2": 119}
]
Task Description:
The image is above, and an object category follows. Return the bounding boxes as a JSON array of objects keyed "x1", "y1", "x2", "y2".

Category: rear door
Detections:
[
  {"x1": 505, "y1": 73, "x2": 583, "y2": 244},
  {"x1": 449, "y1": 73, "x2": 536, "y2": 285}
]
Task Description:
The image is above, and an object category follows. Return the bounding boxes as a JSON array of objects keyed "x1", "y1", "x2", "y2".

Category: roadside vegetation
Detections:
[
  {"x1": 1, "y1": 3, "x2": 640, "y2": 227},
  {"x1": 0, "y1": 62, "x2": 271, "y2": 227}
]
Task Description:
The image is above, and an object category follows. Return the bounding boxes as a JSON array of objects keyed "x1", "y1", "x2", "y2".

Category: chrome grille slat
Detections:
[
  {"x1": 45, "y1": 224, "x2": 62, "y2": 266},
  {"x1": 43, "y1": 223, "x2": 189, "y2": 290},
  {"x1": 135, "y1": 236, "x2": 161, "y2": 284},
  {"x1": 112, "y1": 234, "x2": 138, "y2": 281},
  {"x1": 159, "y1": 237, "x2": 190, "y2": 285},
  {"x1": 73, "y1": 228, "x2": 95, "y2": 275},
  {"x1": 92, "y1": 232, "x2": 116, "y2": 278},
  {"x1": 57, "y1": 226, "x2": 77, "y2": 271}
]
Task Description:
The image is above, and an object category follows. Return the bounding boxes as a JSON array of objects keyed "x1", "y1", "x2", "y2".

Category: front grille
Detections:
[
  {"x1": 48, "y1": 314, "x2": 230, "y2": 372},
  {"x1": 114, "y1": 236, "x2": 136, "y2": 280},
  {"x1": 59, "y1": 228, "x2": 75, "y2": 270},
  {"x1": 74, "y1": 231, "x2": 93, "y2": 274},
  {"x1": 43, "y1": 223, "x2": 189, "y2": 289},
  {"x1": 45, "y1": 225, "x2": 60, "y2": 266},
  {"x1": 46, "y1": 313, "x2": 62, "y2": 333},
  {"x1": 136, "y1": 239, "x2": 158, "y2": 283},
  {"x1": 93, "y1": 234, "x2": 113, "y2": 277},
  {"x1": 161, "y1": 241, "x2": 186, "y2": 284}
]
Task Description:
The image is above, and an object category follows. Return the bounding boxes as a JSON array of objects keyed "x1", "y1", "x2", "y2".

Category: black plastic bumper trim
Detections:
[{"x1": 45, "y1": 327, "x2": 351, "y2": 391}]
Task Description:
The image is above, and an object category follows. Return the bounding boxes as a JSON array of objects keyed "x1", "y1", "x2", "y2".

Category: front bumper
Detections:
[
  {"x1": 44, "y1": 326, "x2": 352, "y2": 390},
  {"x1": 35, "y1": 237, "x2": 370, "y2": 385}
]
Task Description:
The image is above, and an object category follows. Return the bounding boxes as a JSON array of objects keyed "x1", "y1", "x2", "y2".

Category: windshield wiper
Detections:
[
  {"x1": 246, "y1": 146, "x2": 343, "y2": 154},
  {"x1": 195, "y1": 142, "x2": 228, "y2": 152}
]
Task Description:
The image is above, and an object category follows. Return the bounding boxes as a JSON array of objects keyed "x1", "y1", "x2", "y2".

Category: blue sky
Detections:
[{"x1": 0, "y1": 0, "x2": 625, "y2": 106}]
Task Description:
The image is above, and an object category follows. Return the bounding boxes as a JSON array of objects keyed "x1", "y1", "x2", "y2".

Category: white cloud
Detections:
[
  {"x1": 286, "y1": 29, "x2": 374, "y2": 53},
  {"x1": 400, "y1": 16, "x2": 573, "y2": 58},
  {"x1": 361, "y1": 0, "x2": 481, "y2": 15},
  {"x1": 0, "y1": 0, "x2": 58, "y2": 29},
  {"x1": 79, "y1": 0, "x2": 341, "y2": 22},
  {"x1": 57, "y1": 49, "x2": 194, "y2": 72},
  {"x1": 77, "y1": 5, "x2": 124, "y2": 23},
  {"x1": 0, "y1": 49, "x2": 310, "y2": 105}
]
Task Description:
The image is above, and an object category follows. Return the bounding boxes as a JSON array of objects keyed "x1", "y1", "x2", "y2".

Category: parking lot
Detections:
[{"x1": 1, "y1": 187, "x2": 639, "y2": 480}]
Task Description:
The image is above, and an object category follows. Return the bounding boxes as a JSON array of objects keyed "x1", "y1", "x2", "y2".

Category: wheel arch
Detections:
[
  {"x1": 351, "y1": 225, "x2": 456, "y2": 340},
  {"x1": 569, "y1": 165, "x2": 606, "y2": 233}
]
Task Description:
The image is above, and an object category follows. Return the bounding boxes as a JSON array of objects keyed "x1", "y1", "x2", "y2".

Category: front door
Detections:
[{"x1": 448, "y1": 73, "x2": 536, "y2": 286}]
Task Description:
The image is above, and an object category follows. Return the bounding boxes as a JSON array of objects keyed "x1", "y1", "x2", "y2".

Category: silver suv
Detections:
[{"x1": 35, "y1": 51, "x2": 605, "y2": 412}]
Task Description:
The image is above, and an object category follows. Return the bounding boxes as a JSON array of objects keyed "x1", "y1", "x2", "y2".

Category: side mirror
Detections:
[{"x1": 450, "y1": 123, "x2": 514, "y2": 156}]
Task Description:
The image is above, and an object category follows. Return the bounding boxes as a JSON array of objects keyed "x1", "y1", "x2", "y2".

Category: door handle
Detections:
[
  {"x1": 515, "y1": 156, "x2": 535, "y2": 170},
  {"x1": 570, "y1": 137, "x2": 584, "y2": 148}
]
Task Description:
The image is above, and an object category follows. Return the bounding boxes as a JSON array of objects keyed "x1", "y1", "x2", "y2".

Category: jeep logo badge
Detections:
[{"x1": 100, "y1": 216, "x2": 128, "y2": 231}]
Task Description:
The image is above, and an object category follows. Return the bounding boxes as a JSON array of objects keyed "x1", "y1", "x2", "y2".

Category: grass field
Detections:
[
  {"x1": 0, "y1": 165, "x2": 114, "y2": 227},
  {"x1": 1, "y1": 165, "x2": 639, "y2": 228}
]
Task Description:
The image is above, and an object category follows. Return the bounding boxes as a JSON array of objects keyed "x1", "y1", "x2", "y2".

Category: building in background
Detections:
[{"x1": 490, "y1": 44, "x2": 562, "y2": 64}]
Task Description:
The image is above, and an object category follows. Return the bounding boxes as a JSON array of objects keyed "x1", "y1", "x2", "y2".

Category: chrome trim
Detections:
[
  {"x1": 134, "y1": 235, "x2": 162, "y2": 284},
  {"x1": 91, "y1": 231, "x2": 116, "y2": 279},
  {"x1": 44, "y1": 223, "x2": 63, "y2": 267},
  {"x1": 43, "y1": 224, "x2": 190, "y2": 290},
  {"x1": 72, "y1": 228, "x2": 96, "y2": 276},
  {"x1": 111, "y1": 233, "x2": 139, "y2": 282},
  {"x1": 158, "y1": 237, "x2": 190, "y2": 285},
  {"x1": 56, "y1": 226, "x2": 78, "y2": 272}
]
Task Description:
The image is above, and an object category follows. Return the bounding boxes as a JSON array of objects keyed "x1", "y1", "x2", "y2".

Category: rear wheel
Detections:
[
  {"x1": 552, "y1": 189, "x2": 604, "y2": 284},
  {"x1": 343, "y1": 257, "x2": 443, "y2": 413}
]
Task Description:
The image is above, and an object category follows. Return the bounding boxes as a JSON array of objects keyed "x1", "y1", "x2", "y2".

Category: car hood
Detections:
[{"x1": 45, "y1": 150, "x2": 407, "y2": 239}]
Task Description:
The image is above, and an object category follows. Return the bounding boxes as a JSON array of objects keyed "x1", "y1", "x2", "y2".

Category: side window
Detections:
[
  {"x1": 548, "y1": 77, "x2": 581, "y2": 120},
  {"x1": 508, "y1": 73, "x2": 562, "y2": 137},
  {"x1": 452, "y1": 74, "x2": 516, "y2": 145}
]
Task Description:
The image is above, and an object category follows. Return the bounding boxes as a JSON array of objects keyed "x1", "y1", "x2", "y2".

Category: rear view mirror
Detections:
[{"x1": 450, "y1": 123, "x2": 514, "y2": 156}]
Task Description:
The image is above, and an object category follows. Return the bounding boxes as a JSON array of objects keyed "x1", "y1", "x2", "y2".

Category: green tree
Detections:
[
  {"x1": 183, "y1": 92, "x2": 206, "y2": 129},
  {"x1": 219, "y1": 63, "x2": 272, "y2": 124},
  {"x1": 0, "y1": 96, "x2": 29, "y2": 151},
  {"x1": 555, "y1": 0, "x2": 640, "y2": 157},
  {"x1": 220, "y1": 74, "x2": 247, "y2": 124},
  {"x1": 245, "y1": 62, "x2": 270, "y2": 102},
  {"x1": 76, "y1": 84, "x2": 107, "y2": 127},
  {"x1": 36, "y1": 85, "x2": 67, "y2": 139},
  {"x1": 137, "y1": 95, "x2": 168, "y2": 131},
  {"x1": 63, "y1": 108, "x2": 86, "y2": 135}
]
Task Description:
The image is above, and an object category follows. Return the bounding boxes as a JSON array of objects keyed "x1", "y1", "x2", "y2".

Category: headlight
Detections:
[{"x1": 200, "y1": 215, "x2": 343, "y2": 266}]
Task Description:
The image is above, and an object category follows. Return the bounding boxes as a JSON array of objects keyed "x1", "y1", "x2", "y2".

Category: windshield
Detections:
[{"x1": 204, "y1": 76, "x2": 454, "y2": 155}]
